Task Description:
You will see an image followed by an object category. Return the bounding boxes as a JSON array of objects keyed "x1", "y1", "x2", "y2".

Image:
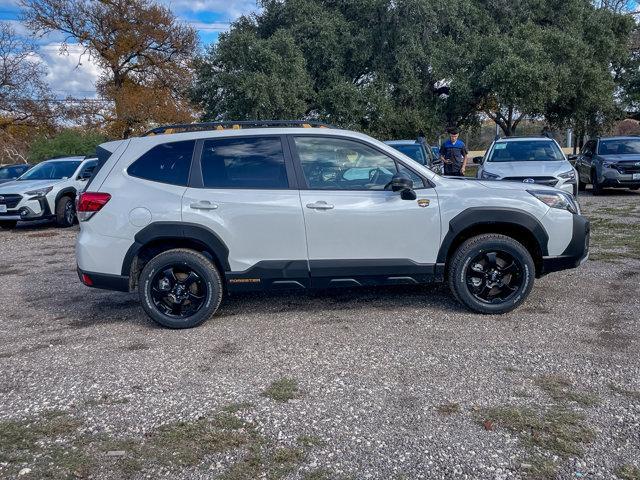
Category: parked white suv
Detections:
[
  {"x1": 76, "y1": 122, "x2": 589, "y2": 328},
  {"x1": 0, "y1": 156, "x2": 98, "y2": 229},
  {"x1": 474, "y1": 137, "x2": 578, "y2": 195}
]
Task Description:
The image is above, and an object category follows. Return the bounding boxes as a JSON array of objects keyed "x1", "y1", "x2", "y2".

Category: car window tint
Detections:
[
  {"x1": 598, "y1": 139, "x2": 640, "y2": 155},
  {"x1": 200, "y1": 137, "x2": 288, "y2": 189},
  {"x1": 397, "y1": 164, "x2": 425, "y2": 189},
  {"x1": 391, "y1": 144, "x2": 426, "y2": 165},
  {"x1": 78, "y1": 160, "x2": 98, "y2": 178},
  {"x1": 128, "y1": 141, "x2": 194, "y2": 186},
  {"x1": 294, "y1": 137, "x2": 399, "y2": 190}
]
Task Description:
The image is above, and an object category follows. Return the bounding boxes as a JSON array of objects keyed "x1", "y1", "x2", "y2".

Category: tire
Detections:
[
  {"x1": 578, "y1": 177, "x2": 586, "y2": 192},
  {"x1": 591, "y1": 171, "x2": 603, "y2": 196},
  {"x1": 0, "y1": 220, "x2": 17, "y2": 229},
  {"x1": 630, "y1": 187, "x2": 639, "y2": 191},
  {"x1": 138, "y1": 248, "x2": 223, "y2": 329},
  {"x1": 55, "y1": 196, "x2": 76, "y2": 227},
  {"x1": 447, "y1": 234, "x2": 535, "y2": 315}
]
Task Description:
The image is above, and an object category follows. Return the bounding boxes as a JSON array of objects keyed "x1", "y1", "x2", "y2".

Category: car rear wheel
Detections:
[
  {"x1": 138, "y1": 248, "x2": 223, "y2": 329},
  {"x1": 448, "y1": 234, "x2": 535, "y2": 314},
  {"x1": 55, "y1": 196, "x2": 76, "y2": 227},
  {"x1": 0, "y1": 220, "x2": 17, "y2": 229}
]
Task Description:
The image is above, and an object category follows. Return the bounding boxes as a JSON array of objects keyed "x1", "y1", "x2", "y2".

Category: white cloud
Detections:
[
  {"x1": 160, "y1": 0, "x2": 259, "y2": 19},
  {"x1": 36, "y1": 43, "x2": 102, "y2": 98}
]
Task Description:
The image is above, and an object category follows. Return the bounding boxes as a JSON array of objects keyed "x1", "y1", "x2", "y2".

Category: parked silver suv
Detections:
[{"x1": 475, "y1": 137, "x2": 578, "y2": 195}]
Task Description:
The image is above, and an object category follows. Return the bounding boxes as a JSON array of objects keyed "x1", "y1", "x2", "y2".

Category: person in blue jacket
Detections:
[{"x1": 439, "y1": 127, "x2": 468, "y2": 176}]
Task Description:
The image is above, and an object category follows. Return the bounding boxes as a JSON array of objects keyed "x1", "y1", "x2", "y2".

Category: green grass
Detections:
[
  {"x1": 609, "y1": 383, "x2": 640, "y2": 401},
  {"x1": 616, "y1": 464, "x2": 640, "y2": 480},
  {"x1": 436, "y1": 402, "x2": 461, "y2": 415},
  {"x1": 262, "y1": 378, "x2": 300, "y2": 402},
  {"x1": 478, "y1": 406, "x2": 595, "y2": 457},
  {"x1": 534, "y1": 375, "x2": 600, "y2": 406}
]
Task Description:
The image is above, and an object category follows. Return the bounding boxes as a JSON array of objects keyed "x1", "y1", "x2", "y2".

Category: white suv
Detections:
[
  {"x1": 474, "y1": 137, "x2": 578, "y2": 195},
  {"x1": 0, "y1": 156, "x2": 98, "y2": 229},
  {"x1": 75, "y1": 122, "x2": 590, "y2": 329}
]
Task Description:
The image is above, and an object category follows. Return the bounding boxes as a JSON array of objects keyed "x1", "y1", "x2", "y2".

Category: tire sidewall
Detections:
[
  {"x1": 453, "y1": 237, "x2": 535, "y2": 314},
  {"x1": 56, "y1": 196, "x2": 75, "y2": 227},
  {"x1": 139, "y1": 251, "x2": 221, "y2": 329}
]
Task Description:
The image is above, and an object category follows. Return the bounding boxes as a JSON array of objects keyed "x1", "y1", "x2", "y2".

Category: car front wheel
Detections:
[
  {"x1": 591, "y1": 171, "x2": 603, "y2": 196},
  {"x1": 55, "y1": 196, "x2": 76, "y2": 227},
  {"x1": 138, "y1": 248, "x2": 223, "y2": 329},
  {"x1": 448, "y1": 234, "x2": 535, "y2": 314}
]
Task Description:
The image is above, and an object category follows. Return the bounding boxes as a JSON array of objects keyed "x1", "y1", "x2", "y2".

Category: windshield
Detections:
[
  {"x1": 390, "y1": 144, "x2": 426, "y2": 165},
  {"x1": 598, "y1": 139, "x2": 640, "y2": 155},
  {"x1": 487, "y1": 140, "x2": 564, "y2": 162},
  {"x1": 0, "y1": 166, "x2": 24, "y2": 179},
  {"x1": 18, "y1": 161, "x2": 81, "y2": 180}
]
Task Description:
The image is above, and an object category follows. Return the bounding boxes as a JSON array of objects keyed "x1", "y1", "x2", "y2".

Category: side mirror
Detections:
[
  {"x1": 567, "y1": 154, "x2": 577, "y2": 162},
  {"x1": 390, "y1": 173, "x2": 413, "y2": 192},
  {"x1": 389, "y1": 174, "x2": 417, "y2": 200},
  {"x1": 78, "y1": 171, "x2": 92, "y2": 181},
  {"x1": 473, "y1": 156, "x2": 483, "y2": 164},
  {"x1": 584, "y1": 151, "x2": 593, "y2": 158}
]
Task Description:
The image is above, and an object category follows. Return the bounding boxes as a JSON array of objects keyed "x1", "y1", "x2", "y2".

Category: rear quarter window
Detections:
[{"x1": 127, "y1": 140, "x2": 195, "y2": 186}]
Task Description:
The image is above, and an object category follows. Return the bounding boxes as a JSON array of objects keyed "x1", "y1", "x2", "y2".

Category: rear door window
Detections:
[
  {"x1": 127, "y1": 140, "x2": 195, "y2": 186},
  {"x1": 200, "y1": 137, "x2": 288, "y2": 189}
]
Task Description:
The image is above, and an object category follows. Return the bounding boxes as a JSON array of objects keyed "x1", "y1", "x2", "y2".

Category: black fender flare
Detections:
[
  {"x1": 54, "y1": 187, "x2": 77, "y2": 206},
  {"x1": 436, "y1": 207, "x2": 549, "y2": 263},
  {"x1": 121, "y1": 222, "x2": 231, "y2": 276}
]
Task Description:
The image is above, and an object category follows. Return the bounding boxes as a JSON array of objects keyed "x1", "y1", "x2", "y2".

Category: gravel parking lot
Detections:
[{"x1": 1, "y1": 189, "x2": 639, "y2": 480}]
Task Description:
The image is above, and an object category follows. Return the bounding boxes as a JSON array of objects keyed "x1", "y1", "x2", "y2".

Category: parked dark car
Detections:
[
  {"x1": 0, "y1": 163, "x2": 32, "y2": 185},
  {"x1": 384, "y1": 140, "x2": 443, "y2": 174},
  {"x1": 575, "y1": 136, "x2": 640, "y2": 195}
]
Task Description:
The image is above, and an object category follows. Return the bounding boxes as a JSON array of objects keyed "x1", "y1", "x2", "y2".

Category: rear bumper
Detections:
[
  {"x1": 541, "y1": 214, "x2": 590, "y2": 275},
  {"x1": 77, "y1": 267, "x2": 130, "y2": 292}
]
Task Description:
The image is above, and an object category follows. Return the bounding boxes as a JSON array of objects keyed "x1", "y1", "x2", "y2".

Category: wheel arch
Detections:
[
  {"x1": 54, "y1": 187, "x2": 77, "y2": 205},
  {"x1": 122, "y1": 222, "x2": 230, "y2": 289},
  {"x1": 437, "y1": 208, "x2": 549, "y2": 277}
]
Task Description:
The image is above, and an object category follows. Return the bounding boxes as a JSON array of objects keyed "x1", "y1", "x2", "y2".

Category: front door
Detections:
[{"x1": 291, "y1": 135, "x2": 441, "y2": 288}]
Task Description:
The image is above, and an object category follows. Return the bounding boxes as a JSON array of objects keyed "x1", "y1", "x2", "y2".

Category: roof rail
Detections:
[{"x1": 142, "y1": 120, "x2": 336, "y2": 136}]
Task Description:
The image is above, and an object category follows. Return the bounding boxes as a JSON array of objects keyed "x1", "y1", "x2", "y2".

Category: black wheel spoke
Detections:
[
  {"x1": 149, "y1": 263, "x2": 208, "y2": 321},
  {"x1": 183, "y1": 271, "x2": 200, "y2": 288},
  {"x1": 465, "y1": 250, "x2": 524, "y2": 305},
  {"x1": 163, "y1": 268, "x2": 177, "y2": 285}
]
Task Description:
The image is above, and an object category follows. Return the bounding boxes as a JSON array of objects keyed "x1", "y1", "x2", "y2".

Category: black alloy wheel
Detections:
[
  {"x1": 465, "y1": 250, "x2": 524, "y2": 304},
  {"x1": 138, "y1": 249, "x2": 223, "y2": 329},
  {"x1": 150, "y1": 265, "x2": 208, "y2": 318}
]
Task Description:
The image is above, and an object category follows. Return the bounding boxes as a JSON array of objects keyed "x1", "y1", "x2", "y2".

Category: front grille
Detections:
[
  {"x1": 502, "y1": 176, "x2": 558, "y2": 187},
  {"x1": 614, "y1": 164, "x2": 640, "y2": 174},
  {"x1": 0, "y1": 194, "x2": 22, "y2": 209}
]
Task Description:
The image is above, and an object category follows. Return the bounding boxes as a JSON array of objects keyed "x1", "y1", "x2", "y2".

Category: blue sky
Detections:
[{"x1": 0, "y1": 0, "x2": 261, "y2": 98}]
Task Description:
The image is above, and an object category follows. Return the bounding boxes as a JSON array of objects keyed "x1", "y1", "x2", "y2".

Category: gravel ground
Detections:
[{"x1": 0, "y1": 189, "x2": 639, "y2": 480}]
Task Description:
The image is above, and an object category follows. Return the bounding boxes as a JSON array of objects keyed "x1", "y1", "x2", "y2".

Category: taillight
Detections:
[{"x1": 77, "y1": 192, "x2": 111, "y2": 222}]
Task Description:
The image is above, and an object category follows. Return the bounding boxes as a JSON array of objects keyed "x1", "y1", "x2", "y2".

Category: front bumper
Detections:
[
  {"x1": 541, "y1": 214, "x2": 590, "y2": 275},
  {"x1": 0, "y1": 196, "x2": 53, "y2": 221},
  {"x1": 599, "y1": 168, "x2": 640, "y2": 188}
]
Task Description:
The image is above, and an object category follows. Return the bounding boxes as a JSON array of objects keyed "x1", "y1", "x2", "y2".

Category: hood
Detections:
[
  {"x1": 599, "y1": 154, "x2": 640, "y2": 164},
  {"x1": 483, "y1": 160, "x2": 571, "y2": 178},
  {"x1": 0, "y1": 178, "x2": 62, "y2": 194}
]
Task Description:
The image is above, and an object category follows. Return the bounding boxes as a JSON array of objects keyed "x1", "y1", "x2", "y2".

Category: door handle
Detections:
[
  {"x1": 190, "y1": 201, "x2": 218, "y2": 210},
  {"x1": 306, "y1": 201, "x2": 334, "y2": 210}
]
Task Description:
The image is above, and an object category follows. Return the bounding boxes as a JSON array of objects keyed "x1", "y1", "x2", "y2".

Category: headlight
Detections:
[
  {"x1": 602, "y1": 162, "x2": 614, "y2": 169},
  {"x1": 25, "y1": 186, "x2": 53, "y2": 197},
  {"x1": 481, "y1": 170, "x2": 500, "y2": 180},
  {"x1": 528, "y1": 189, "x2": 578, "y2": 214},
  {"x1": 558, "y1": 169, "x2": 576, "y2": 181}
]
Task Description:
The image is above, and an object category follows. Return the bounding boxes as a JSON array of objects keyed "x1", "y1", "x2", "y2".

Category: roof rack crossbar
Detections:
[{"x1": 143, "y1": 120, "x2": 336, "y2": 136}]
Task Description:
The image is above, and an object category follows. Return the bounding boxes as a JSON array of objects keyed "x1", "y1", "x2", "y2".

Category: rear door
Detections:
[
  {"x1": 290, "y1": 135, "x2": 441, "y2": 288},
  {"x1": 182, "y1": 135, "x2": 309, "y2": 289}
]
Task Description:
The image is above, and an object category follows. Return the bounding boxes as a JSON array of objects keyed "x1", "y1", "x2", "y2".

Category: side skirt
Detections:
[{"x1": 225, "y1": 259, "x2": 441, "y2": 292}]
